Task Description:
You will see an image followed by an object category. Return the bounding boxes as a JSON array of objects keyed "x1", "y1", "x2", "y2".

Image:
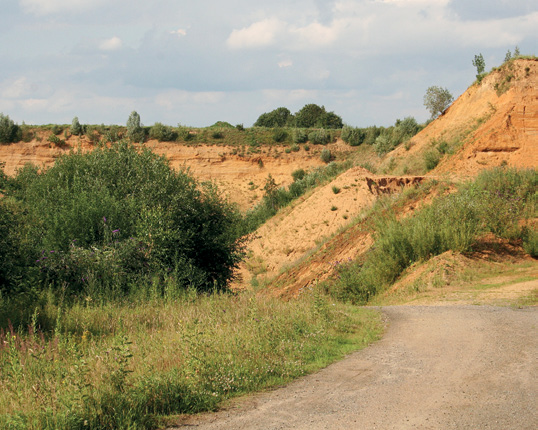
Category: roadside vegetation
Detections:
[
  {"x1": 0, "y1": 143, "x2": 382, "y2": 429},
  {"x1": 328, "y1": 168, "x2": 537, "y2": 303}
]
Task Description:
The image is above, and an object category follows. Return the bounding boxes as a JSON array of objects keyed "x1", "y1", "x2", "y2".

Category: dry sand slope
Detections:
[{"x1": 171, "y1": 304, "x2": 537, "y2": 430}]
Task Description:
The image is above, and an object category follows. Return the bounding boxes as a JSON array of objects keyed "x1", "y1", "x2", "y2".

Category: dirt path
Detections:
[{"x1": 172, "y1": 305, "x2": 537, "y2": 429}]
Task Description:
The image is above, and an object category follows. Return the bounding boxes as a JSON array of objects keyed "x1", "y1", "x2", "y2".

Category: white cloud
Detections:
[
  {"x1": 290, "y1": 21, "x2": 340, "y2": 47},
  {"x1": 19, "y1": 0, "x2": 105, "y2": 15},
  {"x1": 99, "y1": 36, "x2": 123, "y2": 51},
  {"x1": 278, "y1": 60, "x2": 293, "y2": 68},
  {"x1": 170, "y1": 29, "x2": 187, "y2": 37},
  {"x1": 1, "y1": 77, "x2": 33, "y2": 99},
  {"x1": 227, "y1": 18, "x2": 285, "y2": 49}
]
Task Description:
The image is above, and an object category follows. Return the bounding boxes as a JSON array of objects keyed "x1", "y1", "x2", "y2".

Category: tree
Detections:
[
  {"x1": 294, "y1": 104, "x2": 343, "y2": 129},
  {"x1": 126, "y1": 111, "x2": 145, "y2": 142},
  {"x1": 423, "y1": 86, "x2": 454, "y2": 119},
  {"x1": 0, "y1": 113, "x2": 21, "y2": 144},
  {"x1": 70, "y1": 116, "x2": 82, "y2": 136},
  {"x1": 254, "y1": 107, "x2": 293, "y2": 127},
  {"x1": 472, "y1": 54, "x2": 485, "y2": 79}
]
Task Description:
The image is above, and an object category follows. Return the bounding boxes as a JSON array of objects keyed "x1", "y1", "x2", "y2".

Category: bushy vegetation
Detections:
[
  {"x1": 1, "y1": 142, "x2": 245, "y2": 300},
  {"x1": 254, "y1": 107, "x2": 293, "y2": 127},
  {"x1": 0, "y1": 114, "x2": 22, "y2": 144},
  {"x1": 330, "y1": 168, "x2": 537, "y2": 303},
  {"x1": 255, "y1": 104, "x2": 343, "y2": 129},
  {"x1": 149, "y1": 122, "x2": 177, "y2": 142}
]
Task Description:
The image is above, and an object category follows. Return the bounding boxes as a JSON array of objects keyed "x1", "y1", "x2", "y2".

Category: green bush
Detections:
[
  {"x1": 341, "y1": 126, "x2": 365, "y2": 146},
  {"x1": 47, "y1": 134, "x2": 66, "y2": 147},
  {"x1": 212, "y1": 130, "x2": 224, "y2": 139},
  {"x1": 272, "y1": 128, "x2": 288, "y2": 143},
  {"x1": 320, "y1": 148, "x2": 332, "y2": 163},
  {"x1": 309, "y1": 129, "x2": 330, "y2": 145},
  {"x1": 0, "y1": 113, "x2": 21, "y2": 144},
  {"x1": 292, "y1": 169, "x2": 306, "y2": 182},
  {"x1": 149, "y1": 122, "x2": 177, "y2": 142},
  {"x1": 293, "y1": 128, "x2": 308, "y2": 143},
  {"x1": 424, "y1": 150, "x2": 441, "y2": 170},
  {"x1": 6, "y1": 142, "x2": 245, "y2": 296}
]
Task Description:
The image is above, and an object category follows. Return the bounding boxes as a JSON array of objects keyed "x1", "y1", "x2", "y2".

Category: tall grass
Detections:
[
  {"x1": 331, "y1": 168, "x2": 537, "y2": 303},
  {"x1": 0, "y1": 289, "x2": 381, "y2": 429}
]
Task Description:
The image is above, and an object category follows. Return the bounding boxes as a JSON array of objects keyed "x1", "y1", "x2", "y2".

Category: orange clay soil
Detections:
[
  {"x1": 0, "y1": 135, "x2": 345, "y2": 211},
  {"x1": 386, "y1": 58, "x2": 538, "y2": 179}
]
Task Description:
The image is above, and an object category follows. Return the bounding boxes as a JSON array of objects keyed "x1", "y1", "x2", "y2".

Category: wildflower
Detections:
[
  {"x1": 112, "y1": 229, "x2": 120, "y2": 234},
  {"x1": 103, "y1": 216, "x2": 107, "y2": 223}
]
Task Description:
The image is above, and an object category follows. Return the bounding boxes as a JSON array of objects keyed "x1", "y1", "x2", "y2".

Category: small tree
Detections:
[
  {"x1": 70, "y1": 116, "x2": 82, "y2": 136},
  {"x1": 0, "y1": 113, "x2": 21, "y2": 144},
  {"x1": 423, "y1": 86, "x2": 454, "y2": 119},
  {"x1": 254, "y1": 107, "x2": 293, "y2": 127},
  {"x1": 126, "y1": 111, "x2": 145, "y2": 142},
  {"x1": 472, "y1": 54, "x2": 486, "y2": 80}
]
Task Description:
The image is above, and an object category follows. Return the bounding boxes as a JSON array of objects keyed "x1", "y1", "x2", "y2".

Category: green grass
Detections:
[
  {"x1": 0, "y1": 289, "x2": 382, "y2": 429},
  {"x1": 328, "y1": 168, "x2": 537, "y2": 304}
]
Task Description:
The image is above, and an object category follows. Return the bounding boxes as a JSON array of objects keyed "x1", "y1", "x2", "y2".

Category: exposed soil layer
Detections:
[
  {"x1": 388, "y1": 58, "x2": 538, "y2": 178},
  {"x1": 171, "y1": 304, "x2": 537, "y2": 430}
]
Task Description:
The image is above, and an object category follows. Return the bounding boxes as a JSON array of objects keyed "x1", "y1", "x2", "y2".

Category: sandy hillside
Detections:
[
  {"x1": 0, "y1": 135, "x2": 341, "y2": 210},
  {"x1": 387, "y1": 58, "x2": 537, "y2": 178}
]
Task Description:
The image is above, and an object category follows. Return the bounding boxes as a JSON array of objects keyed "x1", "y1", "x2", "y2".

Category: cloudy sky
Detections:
[{"x1": 1, "y1": 0, "x2": 536, "y2": 127}]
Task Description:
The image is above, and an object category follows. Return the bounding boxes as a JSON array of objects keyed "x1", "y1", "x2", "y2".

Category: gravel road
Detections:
[{"x1": 172, "y1": 305, "x2": 537, "y2": 429}]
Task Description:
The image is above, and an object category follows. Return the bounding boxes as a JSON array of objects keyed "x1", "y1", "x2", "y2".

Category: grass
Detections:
[
  {"x1": 0, "y1": 289, "x2": 382, "y2": 429},
  {"x1": 327, "y1": 168, "x2": 537, "y2": 304}
]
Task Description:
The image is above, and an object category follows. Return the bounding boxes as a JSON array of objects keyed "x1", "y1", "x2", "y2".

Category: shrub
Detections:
[
  {"x1": 149, "y1": 122, "x2": 177, "y2": 142},
  {"x1": 424, "y1": 150, "x2": 441, "y2": 171},
  {"x1": 47, "y1": 134, "x2": 66, "y2": 147},
  {"x1": 309, "y1": 129, "x2": 330, "y2": 145},
  {"x1": 212, "y1": 131, "x2": 224, "y2": 139},
  {"x1": 320, "y1": 148, "x2": 332, "y2": 163},
  {"x1": 7, "y1": 142, "x2": 245, "y2": 296},
  {"x1": 341, "y1": 126, "x2": 365, "y2": 146},
  {"x1": 332, "y1": 185, "x2": 341, "y2": 194},
  {"x1": 292, "y1": 169, "x2": 306, "y2": 182},
  {"x1": 374, "y1": 135, "x2": 394, "y2": 156},
  {"x1": 0, "y1": 113, "x2": 21, "y2": 144},
  {"x1": 293, "y1": 128, "x2": 308, "y2": 144},
  {"x1": 273, "y1": 128, "x2": 288, "y2": 143}
]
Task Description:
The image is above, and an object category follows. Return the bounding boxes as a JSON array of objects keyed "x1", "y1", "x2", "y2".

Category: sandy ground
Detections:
[{"x1": 170, "y1": 304, "x2": 537, "y2": 429}]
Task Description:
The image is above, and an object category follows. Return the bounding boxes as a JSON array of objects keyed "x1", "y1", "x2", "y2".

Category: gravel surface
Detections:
[{"x1": 170, "y1": 305, "x2": 537, "y2": 429}]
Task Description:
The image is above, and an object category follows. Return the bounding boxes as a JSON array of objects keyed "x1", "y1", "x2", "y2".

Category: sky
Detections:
[{"x1": 1, "y1": 0, "x2": 536, "y2": 128}]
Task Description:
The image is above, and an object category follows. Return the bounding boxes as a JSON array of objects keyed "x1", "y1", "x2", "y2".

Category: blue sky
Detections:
[{"x1": 1, "y1": 0, "x2": 536, "y2": 127}]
